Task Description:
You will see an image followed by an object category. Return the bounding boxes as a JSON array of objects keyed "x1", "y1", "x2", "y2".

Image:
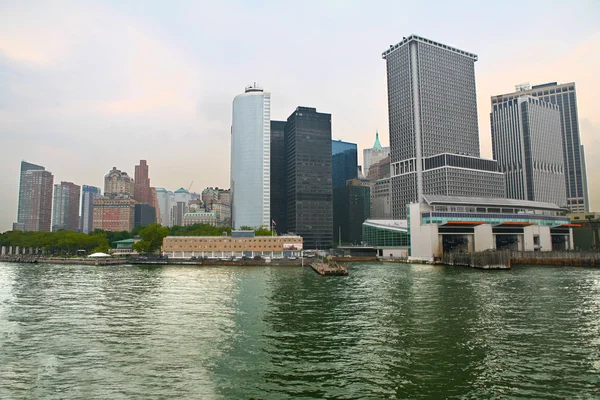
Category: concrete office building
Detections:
[
  {"x1": 231, "y1": 83, "x2": 271, "y2": 229},
  {"x1": 80, "y1": 185, "x2": 101, "y2": 233},
  {"x1": 382, "y1": 35, "x2": 505, "y2": 218},
  {"x1": 155, "y1": 188, "x2": 174, "y2": 227},
  {"x1": 134, "y1": 160, "x2": 152, "y2": 204},
  {"x1": 285, "y1": 107, "x2": 333, "y2": 249},
  {"x1": 491, "y1": 96, "x2": 566, "y2": 207},
  {"x1": 332, "y1": 140, "x2": 358, "y2": 189},
  {"x1": 371, "y1": 177, "x2": 392, "y2": 219},
  {"x1": 492, "y1": 82, "x2": 589, "y2": 212},
  {"x1": 270, "y1": 120, "x2": 287, "y2": 234},
  {"x1": 14, "y1": 161, "x2": 54, "y2": 232},
  {"x1": 363, "y1": 131, "x2": 390, "y2": 178},
  {"x1": 104, "y1": 167, "x2": 134, "y2": 197},
  {"x1": 52, "y1": 181, "x2": 81, "y2": 232}
]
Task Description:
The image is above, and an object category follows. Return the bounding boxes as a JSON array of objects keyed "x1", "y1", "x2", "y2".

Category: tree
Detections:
[{"x1": 133, "y1": 223, "x2": 169, "y2": 254}]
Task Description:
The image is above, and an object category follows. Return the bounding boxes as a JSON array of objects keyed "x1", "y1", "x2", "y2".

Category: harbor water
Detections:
[{"x1": 0, "y1": 262, "x2": 599, "y2": 399}]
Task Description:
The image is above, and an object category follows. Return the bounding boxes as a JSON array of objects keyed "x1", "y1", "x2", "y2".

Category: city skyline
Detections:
[{"x1": 1, "y1": 1, "x2": 599, "y2": 231}]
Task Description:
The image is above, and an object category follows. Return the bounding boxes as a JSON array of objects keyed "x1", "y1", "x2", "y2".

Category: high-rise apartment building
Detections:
[
  {"x1": 491, "y1": 82, "x2": 588, "y2": 212},
  {"x1": 491, "y1": 96, "x2": 566, "y2": 207},
  {"x1": 52, "y1": 181, "x2": 81, "y2": 232},
  {"x1": 231, "y1": 84, "x2": 271, "y2": 229},
  {"x1": 104, "y1": 167, "x2": 135, "y2": 197},
  {"x1": 285, "y1": 107, "x2": 333, "y2": 249},
  {"x1": 363, "y1": 131, "x2": 390, "y2": 177},
  {"x1": 382, "y1": 35, "x2": 505, "y2": 218},
  {"x1": 332, "y1": 140, "x2": 358, "y2": 189},
  {"x1": 14, "y1": 161, "x2": 54, "y2": 232},
  {"x1": 134, "y1": 160, "x2": 152, "y2": 204},
  {"x1": 270, "y1": 120, "x2": 287, "y2": 234},
  {"x1": 80, "y1": 185, "x2": 101, "y2": 233},
  {"x1": 92, "y1": 197, "x2": 136, "y2": 232}
]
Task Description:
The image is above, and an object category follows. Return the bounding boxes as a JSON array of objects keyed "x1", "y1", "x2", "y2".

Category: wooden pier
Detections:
[
  {"x1": 442, "y1": 251, "x2": 511, "y2": 270},
  {"x1": 309, "y1": 260, "x2": 348, "y2": 276}
]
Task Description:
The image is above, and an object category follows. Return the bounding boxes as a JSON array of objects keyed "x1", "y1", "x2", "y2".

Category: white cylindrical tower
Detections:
[{"x1": 231, "y1": 84, "x2": 271, "y2": 229}]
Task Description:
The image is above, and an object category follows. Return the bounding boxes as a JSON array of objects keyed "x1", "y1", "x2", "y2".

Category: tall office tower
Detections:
[
  {"x1": 382, "y1": 35, "x2": 505, "y2": 218},
  {"x1": 285, "y1": 107, "x2": 333, "y2": 249},
  {"x1": 134, "y1": 160, "x2": 151, "y2": 204},
  {"x1": 52, "y1": 181, "x2": 81, "y2": 232},
  {"x1": 14, "y1": 161, "x2": 54, "y2": 232},
  {"x1": 332, "y1": 140, "x2": 358, "y2": 189},
  {"x1": 230, "y1": 84, "x2": 271, "y2": 229},
  {"x1": 333, "y1": 181, "x2": 370, "y2": 245},
  {"x1": 104, "y1": 167, "x2": 135, "y2": 197},
  {"x1": 155, "y1": 188, "x2": 175, "y2": 227},
  {"x1": 80, "y1": 185, "x2": 101, "y2": 233},
  {"x1": 270, "y1": 120, "x2": 287, "y2": 233},
  {"x1": 491, "y1": 96, "x2": 567, "y2": 207},
  {"x1": 363, "y1": 131, "x2": 390, "y2": 177},
  {"x1": 149, "y1": 187, "x2": 160, "y2": 223},
  {"x1": 491, "y1": 82, "x2": 589, "y2": 212}
]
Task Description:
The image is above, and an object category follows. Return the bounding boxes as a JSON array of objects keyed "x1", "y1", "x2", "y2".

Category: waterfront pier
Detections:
[{"x1": 310, "y1": 260, "x2": 348, "y2": 276}]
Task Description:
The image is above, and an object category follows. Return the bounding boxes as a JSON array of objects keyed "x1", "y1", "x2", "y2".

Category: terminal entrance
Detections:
[
  {"x1": 442, "y1": 235, "x2": 470, "y2": 254},
  {"x1": 495, "y1": 235, "x2": 520, "y2": 251}
]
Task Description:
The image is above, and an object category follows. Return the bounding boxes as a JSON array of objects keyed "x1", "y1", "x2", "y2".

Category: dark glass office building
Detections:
[
  {"x1": 270, "y1": 120, "x2": 287, "y2": 234},
  {"x1": 134, "y1": 203, "x2": 157, "y2": 228},
  {"x1": 333, "y1": 184, "x2": 370, "y2": 245},
  {"x1": 332, "y1": 140, "x2": 358, "y2": 189},
  {"x1": 284, "y1": 107, "x2": 333, "y2": 249}
]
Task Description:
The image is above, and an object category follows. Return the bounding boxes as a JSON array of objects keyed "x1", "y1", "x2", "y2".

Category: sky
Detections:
[{"x1": 1, "y1": 0, "x2": 599, "y2": 232}]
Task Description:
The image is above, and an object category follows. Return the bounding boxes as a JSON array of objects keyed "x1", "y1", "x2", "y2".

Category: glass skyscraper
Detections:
[
  {"x1": 270, "y1": 120, "x2": 287, "y2": 234},
  {"x1": 231, "y1": 84, "x2": 271, "y2": 229},
  {"x1": 332, "y1": 140, "x2": 357, "y2": 189},
  {"x1": 382, "y1": 35, "x2": 504, "y2": 219},
  {"x1": 80, "y1": 185, "x2": 101, "y2": 234},
  {"x1": 491, "y1": 82, "x2": 589, "y2": 213}
]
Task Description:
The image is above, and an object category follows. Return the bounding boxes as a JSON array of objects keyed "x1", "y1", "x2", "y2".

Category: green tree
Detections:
[{"x1": 133, "y1": 223, "x2": 169, "y2": 254}]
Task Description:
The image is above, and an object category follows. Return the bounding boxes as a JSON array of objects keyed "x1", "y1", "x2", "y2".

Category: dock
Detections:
[
  {"x1": 442, "y1": 251, "x2": 511, "y2": 270},
  {"x1": 309, "y1": 260, "x2": 348, "y2": 276}
]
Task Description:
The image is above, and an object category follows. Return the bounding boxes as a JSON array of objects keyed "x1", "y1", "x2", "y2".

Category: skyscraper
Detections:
[
  {"x1": 285, "y1": 107, "x2": 333, "y2": 249},
  {"x1": 80, "y1": 185, "x2": 101, "y2": 234},
  {"x1": 491, "y1": 96, "x2": 566, "y2": 207},
  {"x1": 491, "y1": 82, "x2": 589, "y2": 212},
  {"x1": 104, "y1": 167, "x2": 135, "y2": 197},
  {"x1": 270, "y1": 120, "x2": 287, "y2": 233},
  {"x1": 14, "y1": 161, "x2": 54, "y2": 232},
  {"x1": 382, "y1": 35, "x2": 504, "y2": 218},
  {"x1": 362, "y1": 131, "x2": 390, "y2": 177},
  {"x1": 134, "y1": 160, "x2": 151, "y2": 204},
  {"x1": 52, "y1": 181, "x2": 81, "y2": 232},
  {"x1": 332, "y1": 140, "x2": 358, "y2": 189},
  {"x1": 231, "y1": 84, "x2": 271, "y2": 229}
]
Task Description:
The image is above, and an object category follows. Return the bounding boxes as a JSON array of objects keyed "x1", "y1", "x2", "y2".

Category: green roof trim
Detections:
[
  {"x1": 372, "y1": 130, "x2": 382, "y2": 150},
  {"x1": 113, "y1": 238, "x2": 135, "y2": 245}
]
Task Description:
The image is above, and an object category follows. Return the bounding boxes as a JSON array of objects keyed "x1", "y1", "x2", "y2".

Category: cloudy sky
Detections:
[{"x1": 1, "y1": 0, "x2": 599, "y2": 232}]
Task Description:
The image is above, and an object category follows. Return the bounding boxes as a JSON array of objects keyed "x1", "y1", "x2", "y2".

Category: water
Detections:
[{"x1": 0, "y1": 262, "x2": 599, "y2": 399}]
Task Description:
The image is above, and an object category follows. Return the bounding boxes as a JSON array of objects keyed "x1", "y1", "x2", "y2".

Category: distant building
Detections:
[
  {"x1": 363, "y1": 131, "x2": 390, "y2": 178},
  {"x1": 92, "y1": 197, "x2": 135, "y2": 232},
  {"x1": 149, "y1": 187, "x2": 160, "y2": 223},
  {"x1": 332, "y1": 140, "x2": 358, "y2": 189},
  {"x1": 80, "y1": 185, "x2": 101, "y2": 233},
  {"x1": 285, "y1": 107, "x2": 333, "y2": 249},
  {"x1": 370, "y1": 178, "x2": 392, "y2": 219},
  {"x1": 491, "y1": 96, "x2": 566, "y2": 207},
  {"x1": 182, "y1": 211, "x2": 218, "y2": 226},
  {"x1": 104, "y1": 167, "x2": 134, "y2": 197},
  {"x1": 367, "y1": 155, "x2": 391, "y2": 181},
  {"x1": 492, "y1": 82, "x2": 589, "y2": 212},
  {"x1": 134, "y1": 160, "x2": 152, "y2": 204},
  {"x1": 134, "y1": 203, "x2": 157, "y2": 228},
  {"x1": 383, "y1": 35, "x2": 505, "y2": 218},
  {"x1": 270, "y1": 120, "x2": 287, "y2": 234},
  {"x1": 52, "y1": 181, "x2": 81, "y2": 232},
  {"x1": 14, "y1": 161, "x2": 54, "y2": 232},
  {"x1": 333, "y1": 184, "x2": 370, "y2": 245},
  {"x1": 231, "y1": 84, "x2": 271, "y2": 229},
  {"x1": 155, "y1": 188, "x2": 174, "y2": 227}
]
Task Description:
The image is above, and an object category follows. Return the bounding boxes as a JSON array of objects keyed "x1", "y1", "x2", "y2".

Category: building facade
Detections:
[
  {"x1": 104, "y1": 167, "x2": 135, "y2": 197},
  {"x1": 371, "y1": 177, "x2": 392, "y2": 219},
  {"x1": 383, "y1": 35, "x2": 505, "y2": 218},
  {"x1": 134, "y1": 160, "x2": 152, "y2": 204},
  {"x1": 182, "y1": 211, "x2": 218, "y2": 226},
  {"x1": 332, "y1": 140, "x2": 358, "y2": 189},
  {"x1": 52, "y1": 181, "x2": 81, "y2": 232},
  {"x1": 285, "y1": 107, "x2": 333, "y2": 249},
  {"x1": 231, "y1": 84, "x2": 271, "y2": 229},
  {"x1": 134, "y1": 203, "x2": 157, "y2": 228},
  {"x1": 14, "y1": 161, "x2": 54, "y2": 232},
  {"x1": 92, "y1": 197, "x2": 136, "y2": 232},
  {"x1": 333, "y1": 184, "x2": 370, "y2": 245},
  {"x1": 491, "y1": 82, "x2": 589, "y2": 212},
  {"x1": 363, "y1": 131, "x2": 390, "y2": 178},
  {"x1": 155, "y1": 188, "x2": 174, "y2": 227},
  {"x1": 491, "y1": 95, "x2": 566, "y2": 207},
  {"x1": 270, "y1": 120, "x2": 287, "y2": 234},
  {"x1": 80, "y1": 185, "x2": 101, "y2": 233}
]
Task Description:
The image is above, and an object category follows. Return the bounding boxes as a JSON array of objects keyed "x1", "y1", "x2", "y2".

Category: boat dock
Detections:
[{"x1": 309, "y1": 260, "x2": 348, "y2": 276}]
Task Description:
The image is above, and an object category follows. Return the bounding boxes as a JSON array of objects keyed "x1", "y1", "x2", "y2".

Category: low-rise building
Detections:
[
  {"x1": 162, "y1": 231, "x2": 303, "y2": 259},
  {"x1": 182, "y1": 211, "x2": 218, "y2": 226}
]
